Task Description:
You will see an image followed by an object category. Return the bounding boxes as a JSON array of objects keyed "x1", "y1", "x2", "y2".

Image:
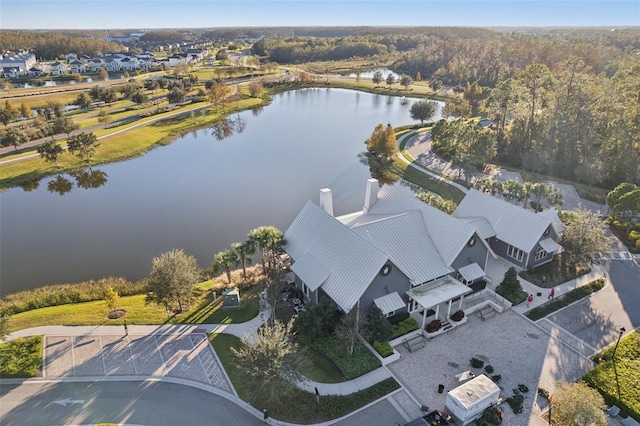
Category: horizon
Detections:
[{"x1": 1, "y1": 1, "x2": 638, "y2": 30}]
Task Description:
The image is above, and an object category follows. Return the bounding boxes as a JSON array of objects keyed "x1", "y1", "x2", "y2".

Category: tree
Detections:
[
  {"x1": 67, "y1": 132, "x2": 100, "y2": 161},
  {"x1": 248, "y1": 81, "x2": 264, "y2": 98},
  {"x1": 166, "y1": 87, "x2": 186, "y2": 104},
  {"x1": 361, "y1": 123, "x2": 399, "y2": 185},
  {"x1": 415, "y1": 71, "x2": 422, "y2": 82},
  {"x1": 208, "y1": 82, "x2": 227, "y2": 110},
  {"x1": 231, "y1": 319, "x2": 307, "y2": 404},
  {"x1": 607, "y1": 183, "x2": 640, "y2": 235},
  {"x1": 104, "y1": 287, "x2": 120, "y2": 313},
  {"x1": 37, "y1": 141, "x2": 64, "y2": 166},
  {"x1": 74, "y1": 93, "x2": 93, "y2": 110},
  {"x1": 334, "y1": 308, "x2": 363, "y2": 356},
  {"x1": 1, "y1": 128, "x2": 28, "y2": 152},
  {"x1": 131, "y1": 90, "x2": 148, "y2": 105},
  {"x1": 89, "y1": 85, "x2": 102, "y2": 101},
  {"x1": 355, "y1": 72, "x2": 361, "y2": 87},
  {"x1": 386, "y1": 73, "x2": 395, "y2": 88},
  {"x1": 97, "y1": 109, "x2": 112, "y2": 125},
  {"x1": 19, "y1": 102, "x2": 32, "y2": 119},
  {"x1": 98, "y1": 67, "x2": 108, "y2": 80},
  {"x1": 551, "y1": 381, "x2": 606, "y2": 426},
  {"x1": 372, "y1": 70, "x2": 383, "y2": 86},
  {"x1": 294, "y1": 297, "x2": 339, "y2": 343},
  {"x1": 53, "y1": 116, "x2": 79, "y2": 138},
  {"x1": 560, "y1": 209, "x2": 612, "y2": 272},
  {"x1": 231, "y1": 240, "x2": 255, "y2": 280},
  {"x1": 263, "y1": 256, "x2": 289, "y2": 323},
  {"x1": 248, "y1": 226, "x2": 285, "y2": 274},
  {"x1": 400, "y1": 74, "x2": 413, "y2": 91},
  {"x1": 463, "y1": 81, "x2": 483, "y2": 114},
  {"x1": 495, "y1": 267, "x2": 524, "y2": 302},
  {"x1": 416, "y1": 192, "x2": 457, "y2": 214},
  {"x1": 99, "y1": 88, "x2": 117, "y2": 105},
  {"x1": 363, "y1": 306, "x2": 393, "y2": 343},
  {"x1": 144, "y1": 79, "x2": 158, "y2": 93},
  {"x1": 212, "y1": 250, "x2": 237, "y2": 284},
  {"x1": 409, "y1": 100, "x2": 437, "y2": 125},
  {"x1": 146, "y1": 248, "x2": 200, "y2": 313}
]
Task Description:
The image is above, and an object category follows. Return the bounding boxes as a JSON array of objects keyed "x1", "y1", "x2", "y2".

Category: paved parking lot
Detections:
[
  {"x1": 388, "y1": 310, "x2": 593, "y2": 426},
  {"x1": 43, "y1": 332, "x2": 232, "y2": 393}
]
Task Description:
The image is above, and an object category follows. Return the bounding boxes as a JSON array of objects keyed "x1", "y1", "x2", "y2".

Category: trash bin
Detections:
[{"x1": 438, "y1": 384, "x2": 445, "y2": 394}]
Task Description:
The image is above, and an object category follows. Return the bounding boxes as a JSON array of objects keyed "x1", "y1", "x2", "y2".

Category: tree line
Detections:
[{"x1": 0, "y1": 31, "x2": 125, "y2": 60}]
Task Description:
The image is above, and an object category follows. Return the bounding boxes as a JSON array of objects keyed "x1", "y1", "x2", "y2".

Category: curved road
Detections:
[{"x1": 0, "y1": 380, "x2": 263, "y2": 426}]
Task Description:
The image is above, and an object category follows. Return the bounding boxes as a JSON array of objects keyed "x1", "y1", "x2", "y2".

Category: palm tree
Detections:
[
  {"x1": 248, "y1": 226, "x2": 285, "y2": 274},
  {"x1": 212, "y1": 250, "x2": 237, "y2": 284},
  {"x1": 231, "y1": 240, "x2": 255, "y2": 280}
]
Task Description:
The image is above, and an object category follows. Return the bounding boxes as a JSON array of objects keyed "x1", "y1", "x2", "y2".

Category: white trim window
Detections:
[
  {"x1": 507, "y1": 245, "x2": 525, "y2": 262},
  {"x1": 385, "y1": 310, "x2": 395, "y2": 318},
  {"x1": 535, "y1": 245, "x2": 548, "y2": 261}
]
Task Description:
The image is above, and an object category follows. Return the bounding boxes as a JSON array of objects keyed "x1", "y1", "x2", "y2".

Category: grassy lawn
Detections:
[
  {"x1": 526, "y1": 278, "x2": 606, "y2": 321},
  {"x1": 208, "y1": 333, "x2": 399, "y2": 424},
  {"x1": 583, "y1": 331, "x2": 640, "y2": 422},
  {"x1": 7, "y1": 285, "x2": 260, "y2": 333},
  {"x1": 310, "y1": 336, "x2": 381, "y2": 380},
  {"x1": 299, "y1": 347, "x2": 345, "y2": 384},
  {"x1": 519, "y1": 256, "x2": 591, "y2": 287},
  {"x1": 0, "y1": 336, "x2": 43, "y2": 378}
]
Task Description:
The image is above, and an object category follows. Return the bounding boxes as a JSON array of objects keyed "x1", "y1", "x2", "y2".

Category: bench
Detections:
[
  {"x1": 475, "y1": 305, "x2": 496, "y2": 322},
  {"x1": 402, "y1": 334, "x2": 426, "y2": 353}
]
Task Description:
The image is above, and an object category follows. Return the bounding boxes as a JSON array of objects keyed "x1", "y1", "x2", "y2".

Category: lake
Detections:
[{"x1": 0, "y1": 88, "x2": 443, "y2": 296}]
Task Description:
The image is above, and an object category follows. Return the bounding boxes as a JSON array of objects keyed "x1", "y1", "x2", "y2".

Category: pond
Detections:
[{"x1": 0, "y1": 88, "x2": 444, "y2": 296}]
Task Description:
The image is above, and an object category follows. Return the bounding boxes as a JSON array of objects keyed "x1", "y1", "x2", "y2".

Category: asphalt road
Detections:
[{"x1": 0, "y1": 380, "x2": 263, "y2": 426}]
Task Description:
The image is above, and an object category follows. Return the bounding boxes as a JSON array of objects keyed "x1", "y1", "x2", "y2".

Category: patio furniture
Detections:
[
  {"x1": 475, "y1": 305, "x2": 496, "y2": 322},
  {"x1": 402, "y1": 334, "x2": 426, "y2": 353},
  {"x1": 293, "y1": 305, "x2": 305, "y2": 313}
]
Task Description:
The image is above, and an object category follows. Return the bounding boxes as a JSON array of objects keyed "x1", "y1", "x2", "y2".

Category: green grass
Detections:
[
  {"x1": 583, "y1": 331, "x2": 640, "y2": 422},
  {"x1": 208, "y1": 333, "x2": 399, "y2": 423},
  {"x1": 526, "y1": 278, "x2": 606, "y2": 321},
  {"x1": 299, "y1": 347, "x2": 345, "y2": 383},
  {"x1": 0, "y1": 336, "x2": 43, "y2": 378},
  {"x1": 310, "y1": 336, "x2": 381, "y2": 380},
  {"x1": 7, "y1": 285, "x2": 260, "y2": 333}
]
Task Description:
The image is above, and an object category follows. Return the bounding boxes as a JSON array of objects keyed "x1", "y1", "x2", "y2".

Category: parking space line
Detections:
[
  {"x1": 98, "y1": 336, "x2": 108, "y2": 375},
  {"x1": 189, "y1": 335, "x2": 212, "y2": 385},
  {"x1": 153, "y1": 335, "x2": 168, "y2": 374},
  {"x1": 71, "y1": 337, "x2": 76, "y2": 375},
  {"x1": 127, "y1": 337, "x2": 138, "y2": 375}
]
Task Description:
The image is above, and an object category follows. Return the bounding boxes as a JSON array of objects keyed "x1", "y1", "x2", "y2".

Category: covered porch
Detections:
[{"x1": 407, "y1": 276, "x2": 473, "y2": 330}]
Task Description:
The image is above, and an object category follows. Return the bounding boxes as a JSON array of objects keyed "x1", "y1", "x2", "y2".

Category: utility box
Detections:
[
  {"x1": 222, "y1": 288, "x2": 241, "y2": 307},
  {"x1": 444, "y1": 374, "x2": 501, "y2": 425}
]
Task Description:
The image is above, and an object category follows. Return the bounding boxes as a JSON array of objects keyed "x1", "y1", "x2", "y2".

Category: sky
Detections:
[{"x1": 1, "y1": 0, "x2": 638, "y2": 30}]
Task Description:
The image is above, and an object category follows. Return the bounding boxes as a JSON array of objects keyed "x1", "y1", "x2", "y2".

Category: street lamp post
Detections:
[{"x1": 612, "y1": 326, "x2": 626, "y2": 401}]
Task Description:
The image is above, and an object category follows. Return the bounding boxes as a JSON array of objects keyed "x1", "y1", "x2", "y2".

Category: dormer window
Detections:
[
  {"x1": 380, "y1": 264, "x2": 392, "y2": 276},
  {"x1": 468, "y1": 236, "x2": 477, "y2": 247}
]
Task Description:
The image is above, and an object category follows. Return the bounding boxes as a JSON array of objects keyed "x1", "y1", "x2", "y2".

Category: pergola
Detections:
[{"x1": 407, "y1": 276, "x2": 473, "y2": 329}]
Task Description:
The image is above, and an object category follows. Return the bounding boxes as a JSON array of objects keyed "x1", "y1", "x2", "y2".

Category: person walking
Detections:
[
  {"x1": 124, "y1": 320, "x2": 128, "y2": 336},
  {"x1": 548, "y1": 288, "x2": 555, "y2": 300},
  {"x1": 263, "y1": 407, "x2": 269, "y2": 423},
  {"x1": 527, "y1": 294, "x2": 533, "y2": 308}
]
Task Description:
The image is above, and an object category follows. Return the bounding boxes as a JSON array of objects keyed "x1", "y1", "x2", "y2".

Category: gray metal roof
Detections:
[
  {"x1": 284, "y1": 201, "x2": 388, "y2": 312},
  {"x1": 538, "y1": 238, "x2": 560, "y2": 253},
  {"x1": 350, "y1": 211, "x2": 453, "y2": 284},
  {"x1": 289, "y1": 252, "x2": 330, "y2": 291},
  {"x1": 374, "y1": 292, "x2": 406, "y2": 315},
  {"x1": 537, "y1": 208, "x2": 565, "y2": 235},
  {"x1": 406, "y1": 276, "x2": 472, "y2": 309},
  {"x1": 458, "y1": 263, "x2": 485, "y2": 282},
  {"x1": 457, "y1": 217, "x2": 496, "y2": 239},
  {"x1": 367, "y1": 185, "x2": 479, "y2": 267},
  {"x1": 454, "y1": 189, "x2": 553, "y2": 253}
]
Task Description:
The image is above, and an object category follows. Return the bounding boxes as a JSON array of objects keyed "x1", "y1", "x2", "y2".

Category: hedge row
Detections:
[{"x1": 526, "y1": 278, "x2": 605, "y2": 321}]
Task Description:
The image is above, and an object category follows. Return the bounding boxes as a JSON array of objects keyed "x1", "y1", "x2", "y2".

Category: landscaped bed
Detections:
[
  {"x1": 519, "y1": 256, "x2": 590, "y2": 287},
  {"x1": 583, "y1": 330, "x2": 640, "y2": 422},
  {"x1": 209, "y1": 333, "x2": 399, "y2": 424},
  {"x1": 526, "y1": 278, "x2": 605, "y2": 321},
  {"x1": 0, "y1": 336, "x2": 43, "y2": 378}
]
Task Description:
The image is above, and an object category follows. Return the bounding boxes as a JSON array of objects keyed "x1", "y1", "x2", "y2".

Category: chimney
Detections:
[
  {"x1": 319, "y1": 188, "x2": 334, "y2": 216},
  {"x1": 363, "y1": 178, "x2": 379, "y2": 214}
]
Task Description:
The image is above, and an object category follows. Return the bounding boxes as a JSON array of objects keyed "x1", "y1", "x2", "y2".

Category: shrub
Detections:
[
  {"x1": 294, "y1": 297, "x2": 339, "y2": 343},
  {"x1": 496, "y1": 267, "x2": 527, "y2": 304},
  {"x1": 392, "y1": 318, "x2": 419, "y2": 338},
  {"x1": 507, "y1": 393, "x2": 524, "y2": 414},
  {"x1": 470, "y1": 357, "x2": 485, "y2": 368},
  {"x1": 485, "y1": 365, "x2": 494, "y2": 374},
  {"x1": 450, "y1": 310, "x2": 465, "y2": 322},
  {"x1": 0, "y1": 336, "x2": 43, "y2": 378},
  {"x1": 426, "y1": 319, "x2": 442, "y2": 333},
  {"x1": 311, "y1": 336, "x2": 381, "y2": 380},
  {"x1": 388, "y1": 311, "x2": 410, "y2": 325},
  {"x1": 538, "y1": 387, "x2": 550, "y2": 400},
  {"x1": 373, "y1": 341, "x2": 394, "y2": 357},
  {"x1": 363, "y1": 306, "x2": 393, "y2": 343},
  {"x1": 491, "y1": 375, "x2": 502, "y2": 384},
  {"x1": 526, "y1": 279, "x2": 605, "y2": 321},
  {"x1": 518, "y1": 384, "x2": 529, "y2": 393},
  {"x1": 480, "y1": 406, "x2": 503, "y2": 425}
]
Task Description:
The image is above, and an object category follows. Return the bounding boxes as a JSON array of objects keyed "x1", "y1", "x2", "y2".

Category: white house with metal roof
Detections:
[
  {"x1": 284, "y1": 179, "x2": 494, "y2": 328},
  {"x1": 453, "y1": 189, "x2": 563, "y2": 270}
]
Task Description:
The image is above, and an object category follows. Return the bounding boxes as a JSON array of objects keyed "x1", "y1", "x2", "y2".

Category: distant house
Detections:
[
  {"x1": 49, "y1": 61, "x2": 68, "y2": 75},
  {"x1": 0, "y1": 53, "x2": 37, "y2": 77},
  {"x1": 65, "y1": 53, "x2": 78, "y2": 62},
  {"x1": 2, "y1": 67, "x2": 21, "y2": 78},
  {"x1": 27, "y1": 67, "x2": 45, "y2": 77},
  {"x1": 119, "y1": 57, "x2": 138, "y2": 71},
  {"x1": 87, "y1": 58, "x2": 104, "y2": 73},
  {"x1": 284, "y1": 180, "x2": 493, "y2": 328},
  {"x1": 103, "y1": 58, "x2": 122, "y2": 72},
  {"x1": 453, "y1": 189, "x2": 563, "y2": 270},
  {"x1": 69, "y1": 60, "x2": 86, "y2": 74}
]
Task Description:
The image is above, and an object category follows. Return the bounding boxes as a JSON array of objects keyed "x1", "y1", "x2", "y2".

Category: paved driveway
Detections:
[
  {"x1": 387, "y1": 310, "x2": 593, "y2": 426},
  {"x1": 43, "y1": 332, "x2": 232, "y2": 394}
]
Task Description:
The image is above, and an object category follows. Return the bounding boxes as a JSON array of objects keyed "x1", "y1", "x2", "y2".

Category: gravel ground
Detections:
[{"x1": 387, "y1": 310, "x2": 593, "y2": 426}]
